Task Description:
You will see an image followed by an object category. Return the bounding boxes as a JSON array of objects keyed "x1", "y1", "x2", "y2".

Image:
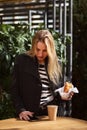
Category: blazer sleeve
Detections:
[{"x1": 10, "y1": 55, "x2": 26, "y2": 115}]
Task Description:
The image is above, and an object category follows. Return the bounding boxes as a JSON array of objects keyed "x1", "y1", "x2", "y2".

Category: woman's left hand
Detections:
[
  {"x1": 68, "y1": 91, "x2": 74, "y2": 100},
  {"x1": 61, "y1": 91, "x2": 74, "y2": 100}
]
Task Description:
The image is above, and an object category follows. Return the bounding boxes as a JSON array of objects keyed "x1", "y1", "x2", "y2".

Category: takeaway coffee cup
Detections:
[{"x1": 47, "y1": 105, "x2": 58, "y2": 121}]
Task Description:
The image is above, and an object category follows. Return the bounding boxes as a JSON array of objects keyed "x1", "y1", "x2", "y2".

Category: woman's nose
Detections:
[{"x1": 39, "y1": 51, "x2": 43, "y2": 57}]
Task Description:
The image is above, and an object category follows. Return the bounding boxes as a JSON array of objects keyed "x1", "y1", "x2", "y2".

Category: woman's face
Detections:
[{"x1": 35, "y1": 41, "x2": 48, "y2": 64}]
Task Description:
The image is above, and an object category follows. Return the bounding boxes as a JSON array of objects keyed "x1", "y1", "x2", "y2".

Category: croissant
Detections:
[{"x1": 64, "y1": 82, "x2": 73, "y2": 93}]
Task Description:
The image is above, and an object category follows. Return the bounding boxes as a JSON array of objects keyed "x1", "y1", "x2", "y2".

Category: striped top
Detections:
[{"x1": 38, "y1": 64, "x2": 54, "y2": 107}]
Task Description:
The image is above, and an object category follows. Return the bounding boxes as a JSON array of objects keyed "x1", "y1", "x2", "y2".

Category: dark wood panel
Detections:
[
  {"x1": 0, "y1": 13, "x2": 28, "y2": 17},
  {"x1": 1, "y1": 18, "x2": 28, "y2": 21}
]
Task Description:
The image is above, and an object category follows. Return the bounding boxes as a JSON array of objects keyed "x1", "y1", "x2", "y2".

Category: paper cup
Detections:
[{"x1": 47, "y1": 105, "x2": 58, "y2": 121}]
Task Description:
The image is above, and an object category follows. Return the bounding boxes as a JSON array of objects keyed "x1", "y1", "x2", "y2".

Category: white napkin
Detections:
[
  {"x1": 69, "y1": 87, "x2": 79, "y2": 93},
  {"x1": 55, "y1": 85, "x2": 79, "y2": 99}
]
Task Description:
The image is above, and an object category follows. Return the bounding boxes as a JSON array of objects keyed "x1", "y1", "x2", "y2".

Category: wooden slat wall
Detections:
[
  {"x1": 0, "y1": 2, "x2": 44, "y2": 26},
  {"x1": 0, "y1": 0, "x2": 60, "y2": 31},
  {"x1": 0, "y1": 0, "x2": 33, "y2": 4},
  {"x1": 0, "y1": 0, "x2": 72, "y2": 33},
  {"x1": 0, "y1": 0, "x2": 70, "y2": 33}
]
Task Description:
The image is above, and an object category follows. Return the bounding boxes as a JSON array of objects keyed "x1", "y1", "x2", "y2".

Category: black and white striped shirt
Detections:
[{"x1": 38, "y1": 64, "x2": 54, "y2": 107}]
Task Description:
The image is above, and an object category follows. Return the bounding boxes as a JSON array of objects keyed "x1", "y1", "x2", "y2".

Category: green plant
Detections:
[
  {"x1": 0, "y1": 88, "x2": 15, "y2": 119},
  {"x1": 50, "y1": 30, "x2": 71, "y2": 64}
]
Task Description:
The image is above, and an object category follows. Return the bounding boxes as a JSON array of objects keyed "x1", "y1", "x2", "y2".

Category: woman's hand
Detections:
[
  {"x1": 61, "y1": 91, "x2": 74, "y2": 100},
  {"x1": 68, "y1": 91, "x2": 74, "y2": 100},
  {"x1": 19, "y1": 111, "x2": 34, "y2": 121}
]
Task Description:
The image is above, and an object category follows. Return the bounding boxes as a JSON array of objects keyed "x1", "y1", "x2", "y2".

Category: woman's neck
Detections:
[{"x1": 38, "y1": 61, "x2": 45, "y2": 65}]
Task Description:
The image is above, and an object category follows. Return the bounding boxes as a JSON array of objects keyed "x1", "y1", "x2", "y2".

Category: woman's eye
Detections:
[{"x1": 43, "y1": 50, "x2": 47, "y2": 52}]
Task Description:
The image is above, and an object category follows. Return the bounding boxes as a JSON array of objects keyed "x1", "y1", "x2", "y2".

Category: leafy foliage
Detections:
[{"x1": 0, "y1": 88, "x2": 15, "y2": 119}]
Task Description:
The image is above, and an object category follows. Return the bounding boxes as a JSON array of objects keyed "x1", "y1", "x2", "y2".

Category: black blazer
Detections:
[{"x1": 11, "y1": 53, "x2": 62, "y2": 115}]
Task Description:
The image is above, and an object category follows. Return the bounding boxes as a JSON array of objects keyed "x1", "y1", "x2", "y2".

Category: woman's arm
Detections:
[{"x1": 10, "y1": 55, "x2": 25, "y2": 115}]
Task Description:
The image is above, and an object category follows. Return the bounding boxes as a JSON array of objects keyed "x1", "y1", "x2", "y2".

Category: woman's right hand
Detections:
[{"x1": 19, "y1": 111, "x2": 34, "y2": 121}]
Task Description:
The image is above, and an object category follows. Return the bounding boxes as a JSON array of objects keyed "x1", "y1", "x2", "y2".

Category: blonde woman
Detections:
[{"x1": 11, "y1": 30, "x2": 74, "y2": 121}]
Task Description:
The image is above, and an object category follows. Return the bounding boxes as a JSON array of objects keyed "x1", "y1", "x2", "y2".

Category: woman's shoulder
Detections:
[{"x1": 15, "y1": 53, "x2": 33, "y2": 63}]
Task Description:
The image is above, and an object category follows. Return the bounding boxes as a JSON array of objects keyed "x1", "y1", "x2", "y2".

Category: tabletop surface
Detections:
[{"x1": 0, "y1": 116, "x2": 87, "y2": 130}]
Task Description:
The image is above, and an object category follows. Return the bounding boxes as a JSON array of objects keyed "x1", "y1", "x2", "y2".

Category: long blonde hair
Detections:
[{"x1": 28, "y1": 29, "x2": 62, "y2": 85}]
